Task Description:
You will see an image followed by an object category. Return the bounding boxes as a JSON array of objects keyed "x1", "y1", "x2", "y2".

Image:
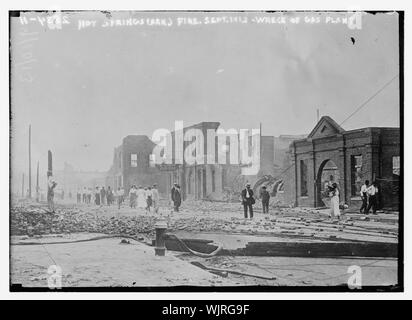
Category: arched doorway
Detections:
[{"x1": 316, "y1": 159, "x2": 341, "y2": 207}]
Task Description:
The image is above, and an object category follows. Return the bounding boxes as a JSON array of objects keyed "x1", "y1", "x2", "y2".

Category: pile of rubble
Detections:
[
  {"x1": 10, "y1": 203, "x2": 238, "y2": 238},
  {"x1": 10, "y1": 204, "x2": 157, "y2": 237}
]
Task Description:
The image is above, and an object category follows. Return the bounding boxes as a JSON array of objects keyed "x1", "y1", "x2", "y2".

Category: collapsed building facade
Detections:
[
  {"x1": 104, "y1": 116, "x2": 400, "y2": 209},
  {"x1": 105, "y1": 135, "x2": 169, "y2": 195},
  {"x1": 105, "y1": 122, "x2": 295, "y2": 201},
  {"x1": 280, "y1": 116, "x2": 401, "y2": 209},
  {"x1": 155, "y1": 121, "x2": 277, "y2": 201}
]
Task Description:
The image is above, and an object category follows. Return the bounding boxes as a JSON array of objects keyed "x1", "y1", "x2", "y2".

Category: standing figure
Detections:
[
  {"x1": 107, "y1": 186, "x2": 113, "y2": 205},
  {"x1": 82, "y1": 187, "x2": 87, "y2": 203},
  {"x1": 129, "y1": 185, "x2": 137, "y2": 208},
  {"x1": 87, "y1": 188, "x2": 92, "y2": 204},
  {"x1": 171, "y1": 183, "x2": 182, "y2": 212},
  {"x1": 329, "y1": 183, "x2": 341, "y2": 219},
  {"x1": 94, "y1": 187, "x2": 101, "y2": 206},
  {"x1": 76, "y1": 188, "x2": 81, "y2": 204},
  {"x1": 366, "y1": 181, "x2": 378, "y2": 215},
  {"x1": 145, "y1": 187, "x2": 153, "y2": 213},
  {"x1": 117, "y1": 187, "x2": 124, "y2": 209},
  {"x1": 152, "y1": 184, "x2": 160, "y2": 214},
  {"x1": 360, "y1": 180, "x2": 369, "y2": 214},
  {"x1": 241, "y1": 183, "x2": 255, "y2": 219},
  {"x1": 100, "y1": 187, "x2": 106, "y2": 206},
  {"x1": 136, "y1": 186, "x2": 146, "y2": 209},
  {"x1": 47, "y1": 177, "x2": 57, "y2": 212},
  {"x1": 260, "y1": 186, "x2": 270, "y2": 214}
]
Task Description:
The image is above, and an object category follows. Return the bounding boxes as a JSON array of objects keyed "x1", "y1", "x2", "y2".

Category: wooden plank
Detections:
[
  {"x1": 160, "y1": 237, "x2": 218, "y2": 254},
  {"x1": 244, "y1": 241, "x2": 398, "y2": 258}
]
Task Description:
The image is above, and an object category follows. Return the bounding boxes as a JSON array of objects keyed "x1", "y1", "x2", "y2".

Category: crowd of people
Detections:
[
  {"x1": 49, "y1": 178, "x2": 382, "y2": 220},
  {"x1": 75, "y1": 186, "x2": 126, "y2": 209},
  {"x1": 72, "y1": 183, "x2": 182, "y2": 214},
  {"x1": 128, "y1": 184, "x2": 160, "y2": 213}
]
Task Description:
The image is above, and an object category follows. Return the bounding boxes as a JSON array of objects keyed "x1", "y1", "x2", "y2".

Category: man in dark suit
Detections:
[
  {"x1": 171, "y1": 183, "x2": 182, "y2": 212},
  {"x1": 241, "y1": 183, "x2": 255, "y2": 219},
  {"x1": 260, "y1": 186, "x2": 270, "y2": 213}
]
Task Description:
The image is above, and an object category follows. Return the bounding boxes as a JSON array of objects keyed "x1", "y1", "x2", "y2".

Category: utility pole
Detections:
[
  {"x1": 317, "y1": 109, "x2": 320, "y2": 123},
  {"x1": 47, "y1": 150, "x2": 53, "y2": 178},
  {"x1": 21, "y1": 173, "x2": 25, "y2": 198},
  {"x1": 259, "y1": 122, "x2": 262, "y2": 166},
  {"x1": 28, "y1": 125, "x2": 32, "y2": 198},
  {"x1": 36, "y1": 161, "x2": 39, "y2": 202}
]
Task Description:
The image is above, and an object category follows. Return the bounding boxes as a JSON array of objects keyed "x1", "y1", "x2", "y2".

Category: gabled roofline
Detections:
[{"x1": 307, "y1": 116, "x2": 345, "y2": 138}]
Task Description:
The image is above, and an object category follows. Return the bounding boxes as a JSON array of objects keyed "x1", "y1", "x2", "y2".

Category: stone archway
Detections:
[{"x1": 315, "y1": 159, "x2": 341, "y2": 207}]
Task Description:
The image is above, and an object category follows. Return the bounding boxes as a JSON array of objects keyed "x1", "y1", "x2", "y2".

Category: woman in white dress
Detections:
[
  {"x1": 129, "y1": 185, "x2": 137, "y2": 208},
  {"x1": 136, "y1": 186, "x2": 146, "y2": 209},
  {"x1": 329, "y1": 183, "x2": 341, "y2": 219}
]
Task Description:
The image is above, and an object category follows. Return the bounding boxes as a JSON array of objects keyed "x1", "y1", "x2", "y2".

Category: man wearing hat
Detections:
[
  {"x1": 260, "y1": 186, "x2": 270, "y2": 214},
  {"x1": 241, "y1": 183, "x2": 255, "y2": 219},
  {"x1": 171, "y1": 183, "x2": 182, "y2": 212}
]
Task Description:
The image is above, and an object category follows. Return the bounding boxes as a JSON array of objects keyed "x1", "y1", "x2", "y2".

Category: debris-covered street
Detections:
[{"x1": 10, "y1": 198, "x2": 399, "y2": 288}]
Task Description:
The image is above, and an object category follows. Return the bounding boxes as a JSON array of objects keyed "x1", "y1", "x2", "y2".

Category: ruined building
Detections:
[
  {"x1": 281, "y1": 116, "x2": 400, "y2": 209},
  {"x1": 105, "y1": 135, "x2": 168, "y2": 195},
  {"x1": 105, "y1": 122, "x2": 282, "y2": 200}
]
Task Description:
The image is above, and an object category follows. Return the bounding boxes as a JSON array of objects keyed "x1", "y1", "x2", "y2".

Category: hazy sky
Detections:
[{"x1": 11, "y1": 11, "x2": 400, "y2": 178}]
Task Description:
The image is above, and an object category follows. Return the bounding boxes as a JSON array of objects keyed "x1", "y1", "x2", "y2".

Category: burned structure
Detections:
[
  {"x1": 104, "y1": 117, "x2": 400, "y2": 209},
  {"x1": 105, "y1": 122, "x2": 279, "y2": 200},
  {"x1": 283, "y1": 116, "x2": 400, "y2": 209},
  {"x1": 105, "y1": 135, "x2": 168, "y2": 195}
]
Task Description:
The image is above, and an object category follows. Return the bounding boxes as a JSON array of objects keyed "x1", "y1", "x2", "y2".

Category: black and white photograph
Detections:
[{"x1": 7, "y1": 7, "x2": 403, "y2": 295}]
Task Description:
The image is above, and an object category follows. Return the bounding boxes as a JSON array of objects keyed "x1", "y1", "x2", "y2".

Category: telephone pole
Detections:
[
  {"x1": 47, "y1": 150, "x2": 53, "y2": 178},
  {"x1": 21, "y1": 173, "x2": 25, "y2": 198},
  {"x1": 28, "y1": 125, "x2": 32, "y2": 198},
  {"x1": 36, "y1": 161, "x2": 39, "y2": 202}
]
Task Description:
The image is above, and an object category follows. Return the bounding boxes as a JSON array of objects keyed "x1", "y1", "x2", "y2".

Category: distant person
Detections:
[
  {"x1": 47, "y1": 177, "x2": 57, "y2": 212},
  {"x1": 145, "y1": 186, "x2": 153, "y2": 213},
  {"x1": 260, "y1": 186, "x2": 270, "y2": 214},
  {"x1": 82, "y1": 187, "x2": 87, "y2": 203},
  {"x1": 360, "y1": 180, "x2": 370, "y2": 214},
  {"x1": 129, "y1": 185, "x2": 137, "y2": 208},
  {"x1": 116, "y1": 187, "x2": 124, "y2": 209},
  {"x1": 87, "y1": 187, "x2": 92, "y2": 204},
  {"x1": 94, "y1": 187, "x2": 101, "y2": 206},
  {"x1": 366, "y1": 181, "x2": 378, "y2": 215},
  {"x1": 76, "y1": 188, "x2": 81, "y2": 204},
  {"x1": 100, "y1": 187, "x2": 106, "y2": 205},
  {"x1": 171, "y1": 183, "x2": 182, "y2": 212},
  {"x1": 107, "y1": 186, "x2": 113, "y2": 205},
  {"x1": 137, "y1": 186, "x2": 146, "y2": 209},
  {"x1": 328, "y1": 183, "x2": 341, "y2": 219},
  {"x1": 152, "y1": 184, "x2": 160, "y2": 214},
  {"x1": 241, "y1": 183, "x2": 255, "y2": 219}
]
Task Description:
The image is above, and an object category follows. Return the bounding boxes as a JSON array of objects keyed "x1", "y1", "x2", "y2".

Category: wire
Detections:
[
  {"x1": 339, "y1": 74, "x2": 399, "y2": 126},
  {"x1": 38, "y1": 239, "x2": 58, "y2": 266}
]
